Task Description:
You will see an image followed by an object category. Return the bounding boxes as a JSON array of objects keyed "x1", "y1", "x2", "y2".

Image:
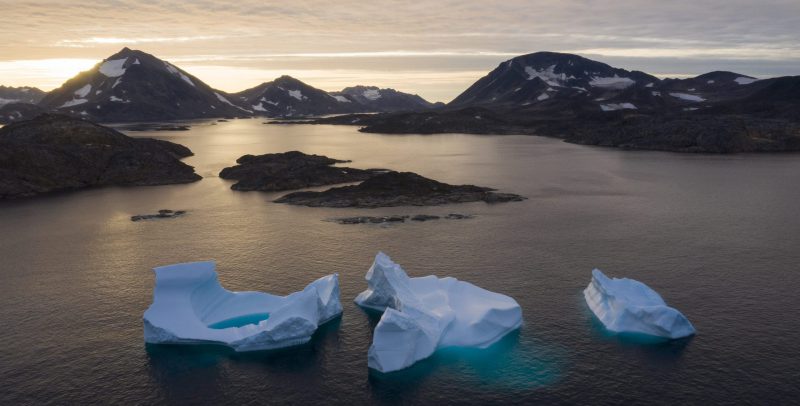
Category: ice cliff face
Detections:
[
  {"x1": 355, "y1": 252, "x2": 523, "y2": 373},
  {"x1": 143, "y1": 261, "x2": 342, "y2": 351},
  {"x1": 584, "y1": 269, "x2": 696, "y2": 339}
]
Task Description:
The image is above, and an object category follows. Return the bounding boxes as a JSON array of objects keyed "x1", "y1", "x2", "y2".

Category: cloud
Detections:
[
  {"x1": 0, "y1": 0, "x2": 798, "y2": 101},
  {"x1": 55, "y1": 35, "x2": 236, "y2": 47}
]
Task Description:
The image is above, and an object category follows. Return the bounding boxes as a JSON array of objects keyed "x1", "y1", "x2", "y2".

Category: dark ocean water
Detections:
[{"x1": 1, "y1": 120, "x2": 799, "y2": 405}]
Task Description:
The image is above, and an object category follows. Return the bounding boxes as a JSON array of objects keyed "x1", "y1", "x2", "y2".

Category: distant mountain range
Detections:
[
  {"x1": 0, "y1": 48, "x2": 439, "y2": 124},
  {"x1": 311, "y1": 51, "x2": 800, "y2": 152},
  {"x1": 2, "y1": 49, "x2": 798, "y2": 152},
  {"x1": 0, "y1": 86, "x2": 46, "y2": 105}
]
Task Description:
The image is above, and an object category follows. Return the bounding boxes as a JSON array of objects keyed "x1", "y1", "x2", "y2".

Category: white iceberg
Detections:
[
  {"x1": 143, "y1": 261, "x2": 342, "y2": 351},
  {"x1": 584, "y1": 269, "x2": 695, "y2": 339},
  {"x1": 355, "y1": 252, "x2": 522, "y2": 373}
]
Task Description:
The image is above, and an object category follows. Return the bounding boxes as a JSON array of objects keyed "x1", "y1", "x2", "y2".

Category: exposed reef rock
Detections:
[
  {"x1": 329, "y1": 213, "x2": 473, "y2": 224},
  {"x1": 275, "y1": 171, "x2": 525, "y2": 208},
  {"x1": 219, "y1": 151, "x2": 383, "y2": 192},
  {"x1": 131, "y1": 209, "x2": 187, "y2": 221},
  {"x1": 0, "y1": 114, "x2": 201, "y2": 199}
]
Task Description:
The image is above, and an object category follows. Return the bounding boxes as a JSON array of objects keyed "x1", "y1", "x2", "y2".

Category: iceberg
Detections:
[
  {"x1": 143, "y1": 261, "x2": 342, "y2": 351},
  {"x1": 355, "y1": 252, "x2": 522, "y2": 373},
  {"x1": 584, "y1": 269, "x2": 696, "y2": 339}
]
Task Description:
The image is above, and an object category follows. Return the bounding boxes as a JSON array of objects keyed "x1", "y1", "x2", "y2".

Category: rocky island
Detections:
[
  {"x1": 219, "y1": 151, "x2": 384, "y2": 191},
  {"x1": 274, "y1": 171, "x2": 524, "y2": 207},
  {"x1": 0, "y1": 114, "x2": 201, "y2": 199}
]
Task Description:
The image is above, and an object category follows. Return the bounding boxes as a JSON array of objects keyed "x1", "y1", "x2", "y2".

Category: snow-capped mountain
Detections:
[
  {"x1": 446, "y1": 51, "x2": 789, "y2": 115},
  {"x1": 38, "y1": 48, "x2": 248, "y2": 122},
  {"x1": 332, "y1": 86, "x2": 439, "y2": 112},
  {"x1": 0, "y1": 86, "x2": 46, "y2": 106},
  {"x1": 232, "y1": 75, "x2": 360, "y2": 117},
  {"x1": 449, "y1": 51, "x2": 659, "y2": 110}
]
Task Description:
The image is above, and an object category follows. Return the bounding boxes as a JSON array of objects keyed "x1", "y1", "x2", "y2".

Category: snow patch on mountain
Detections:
[
  {"x1": 735, "y1": 77, "x2": 758, "y2": 85},
  {"x1": 363, "y1": 89, "x2": 382, "y2": 100},
  {"x1": 214, "y1": 92, "x2": 235, "y2": 106},
  {"x1": 333, "y1": 95, "x2": 350, "y2": 103},
  {"x1": 525, "y1": 65, "x2": 566, "y2": 87},
  {"x1": 288, "y1": 90, "x2": 306, "y2": 100},
  {"x1": 60, "y1": 98, "x2": 88, "y2": 108},
  {"x1": 589, "y1": 75, "x2": 636, "y2": 89},
  {"x1": 74, "y1": 84, "x2": 92, "y2": 98},
  {"x1": 164, "y1": 62, "x2": 195, "y2": 87},
  {"x1": 600, "y1": 103, "x2": 637, "y2": 111},
  {"x1": 670, "y1": 92, "x2": 706, "y2": 102},
  {"x1": 98, "y1": 58, "x2": 127, "y2": 77},
  {"x1": 537, "y1": 93, "x2": 550, "y2": 101}
]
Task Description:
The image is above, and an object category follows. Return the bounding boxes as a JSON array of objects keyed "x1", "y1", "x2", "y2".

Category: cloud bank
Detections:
[{"x1": 0, "y1": 0, "x2": 798, "y2": 101}]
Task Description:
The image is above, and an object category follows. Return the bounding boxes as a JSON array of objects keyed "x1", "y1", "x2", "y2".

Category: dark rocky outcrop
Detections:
[
  {"x1": 0, "y1": 114, "x2": 201, "y2": 199},
  {"x1": 219, "y1": 151, "x2": 384, "y2": 191},
  {"x1": 329, "y1": 213, "x2": 472, "y2": 224},
  {"x1": 131, "y1": 209, "x2": 187, "y2": 221},
  {"x1": 275, "y1": 171, "x2": 525, "y2": 208}
]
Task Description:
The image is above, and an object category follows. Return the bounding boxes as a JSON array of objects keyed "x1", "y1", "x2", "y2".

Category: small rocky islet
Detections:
[
  {"x1": 131, "y1": 209, "x2": 187, "y2": 222},
  {"x1": 274, "y1": 171, "x2": 525, "y2": 208},
  {"x1": 330, "y1": 213, "x2": 472, "y2": 225},
  {"x1": 218, "y1": 150, "x2": 384, "y2": 192},
  {"x1": 0, "y1": 114, "x2": 201, "y2": 199}
]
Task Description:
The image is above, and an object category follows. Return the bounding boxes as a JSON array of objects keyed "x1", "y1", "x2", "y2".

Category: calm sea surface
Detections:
[{"x1": 1, "y1": 120, "x2": 799, "y2": 405}]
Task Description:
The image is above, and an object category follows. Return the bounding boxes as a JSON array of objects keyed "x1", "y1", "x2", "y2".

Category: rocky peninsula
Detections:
[{"x1": 0, "y1": 114, "x2": 201, "y2": 199}]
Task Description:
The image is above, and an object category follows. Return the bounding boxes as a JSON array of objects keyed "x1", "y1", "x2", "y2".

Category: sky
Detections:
[{"x1": 0, "y1": 0, "x2": 798, "y2": 102}]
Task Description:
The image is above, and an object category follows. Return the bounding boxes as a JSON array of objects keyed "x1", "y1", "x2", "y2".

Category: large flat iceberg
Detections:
[
  {"x1": 355, "y1": 252, "x2": 522, "y2": 373},
  {"x1": 144, "y1": 261, "x2": 342, "y2": 351},
  {"x1": 584, "y1": 269, "x2": 695, "y2": 339}
]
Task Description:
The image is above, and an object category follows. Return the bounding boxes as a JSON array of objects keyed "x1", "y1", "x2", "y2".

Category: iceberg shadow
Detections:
[
  {"x1": 367, "y1": 328, "x2": 561, "y2": 400},
  {"x1": 582, "y1": 296, "x2": 693, "y2": 363}
]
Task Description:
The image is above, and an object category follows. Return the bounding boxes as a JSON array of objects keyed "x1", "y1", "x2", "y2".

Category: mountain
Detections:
[
  {"x1": 449, "y1": 51, "x2": 659, "y2": 110},
  {"x1": 0, "y1": 86, "x2": 46, "y2": 105},
  {"x1": 232, "y1": 75, "x2": 359, "y2": 117},
  {"x1": 0, "y1": 114, "x2": 200, "y2": 199},
  {"x1": 305, "y1": 51, "x2": 800, "y2": 153},
  {"x1": 333, "y1": 86, "x2": 440, "y2": 112},
  {"x1": 38, "y1": 48, "x2": 249, "y2": 122},
  {"x1": 231, "y1": 77, "x2": 439, "y2": 116}
]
